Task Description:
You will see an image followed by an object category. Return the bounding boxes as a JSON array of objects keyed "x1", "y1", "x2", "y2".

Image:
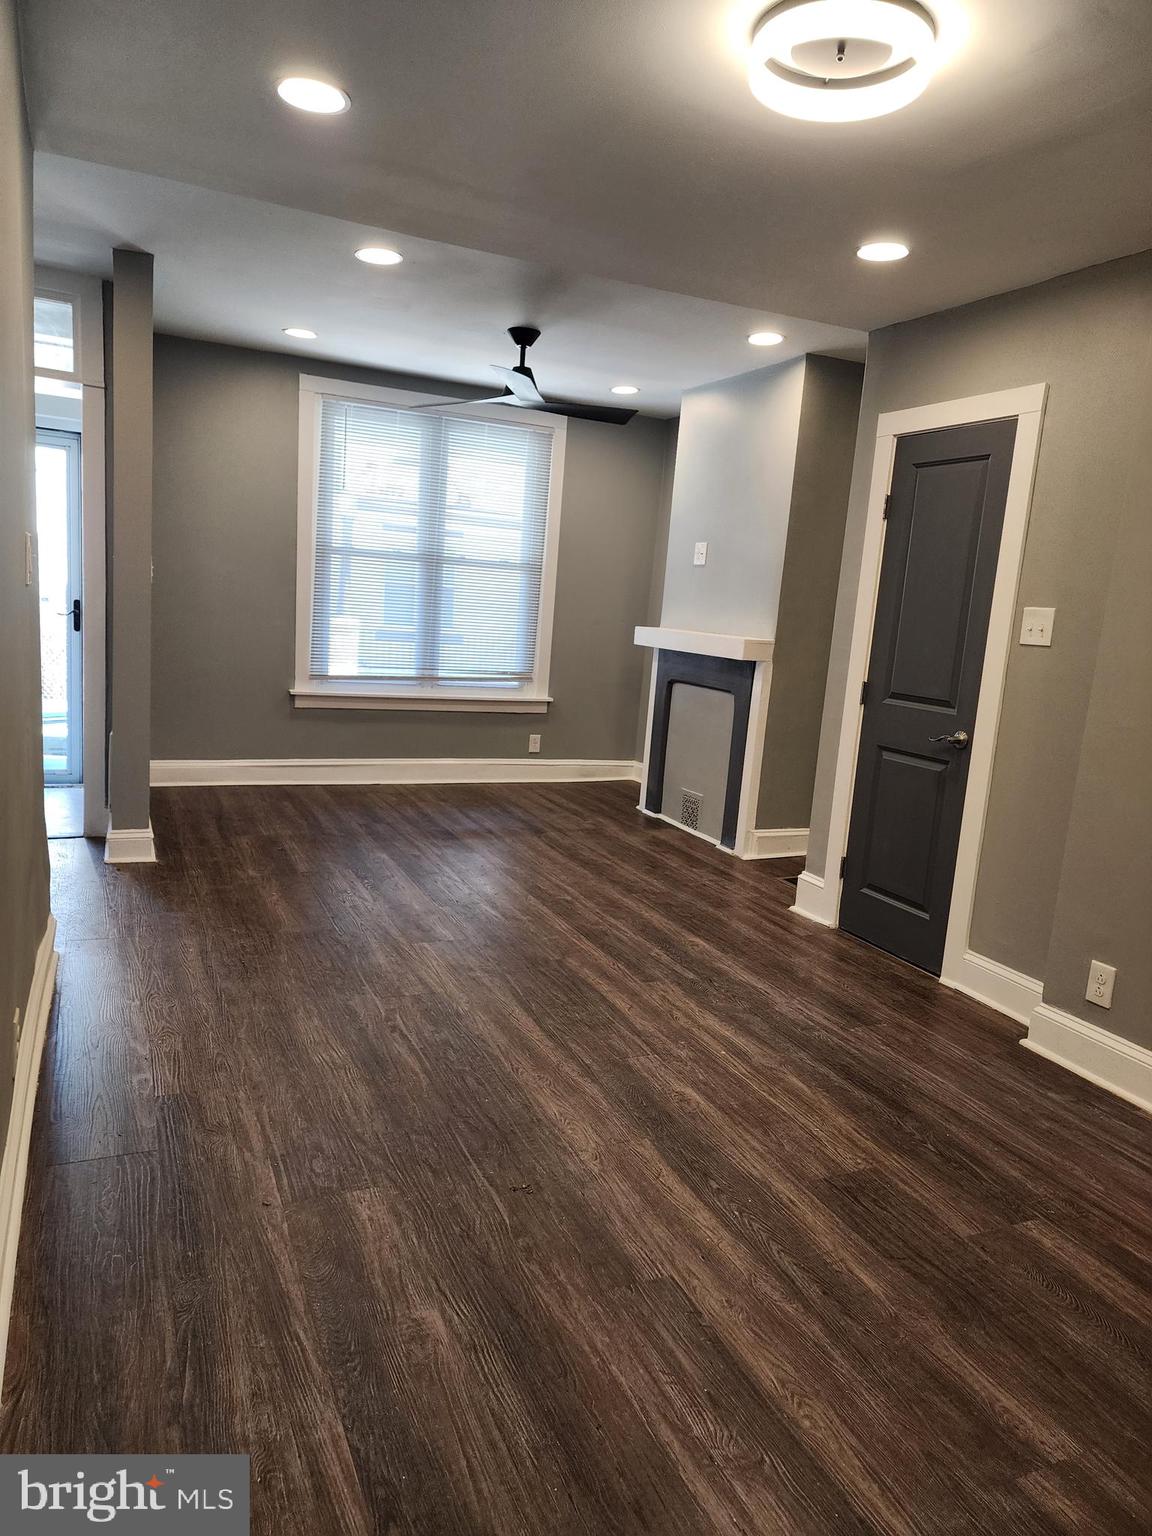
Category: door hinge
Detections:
[
  {"x1": 883, "y1": 493, "x2": 891, "y2": 519},
  {"x1": 860, "y1": 679, "x2": 868, "y2": 706},
  {"x1": 840, "y1": 854, "x2": 847, "y2": 878}
]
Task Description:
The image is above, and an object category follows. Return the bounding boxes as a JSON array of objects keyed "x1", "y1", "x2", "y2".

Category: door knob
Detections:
[{"x1": 929, "y1": 729, "x2": 969, "y2": 748}]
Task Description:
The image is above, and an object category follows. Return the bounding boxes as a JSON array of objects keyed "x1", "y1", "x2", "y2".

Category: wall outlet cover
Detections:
[
  {"x1": 527, "y1": 733, "x2": 541, "y2": 754},
  {"x1": 693, "y1": 541, "x2": 708, "y2": 567},
  {"x1": 1085, "y1": 959, "x2": 1116, "y2": 1009}
]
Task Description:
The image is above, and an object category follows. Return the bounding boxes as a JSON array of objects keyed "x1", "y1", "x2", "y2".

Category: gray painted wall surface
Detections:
[
  {"x1": 659, "y1": 683, "x2": 733, "y2": 842},
  {"x1": 151, "y1": 335, "x2": 673, "y2": 763},
  {"x1": 659, "y1": 359, "x2": 805, "y2": 639},
  {"x1": 806, "y1": 250, "x2": 1152, "y2": 986},
  {"x1": 1041, "y1": 367, "x2": 1152, "y2": 1048},
  {"x1": 0, "y1": 0, "x2": 50, "y2": 1135},
  {"x1": 107, "y1": 248, "x2": 154, "y2": 831},
  {"x1": 758, "y1": 356, "x2": 862, "y2": 829}
]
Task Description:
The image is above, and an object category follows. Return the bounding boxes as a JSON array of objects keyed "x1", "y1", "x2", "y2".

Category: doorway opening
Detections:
[{"x1": 36, "y1": 424, "x2": 84, "y2": 837}]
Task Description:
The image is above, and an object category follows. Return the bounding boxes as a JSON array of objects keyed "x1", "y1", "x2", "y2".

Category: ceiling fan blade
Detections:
[
  {"x1": 534, "y1": 401, "x2": 638, "y2": 426},
  {"x1": 490, "y1": 364, "x2": 546, "y2": 408}
]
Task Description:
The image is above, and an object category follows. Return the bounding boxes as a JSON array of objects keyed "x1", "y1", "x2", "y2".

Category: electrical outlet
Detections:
[
  {"x1": 527, "y1": 733, "x2": 541, "y2": 754},
  {"x1": 693, "y1": 541, "x2": 708, "y2": 566},
  {"x1": 1020, "y1": 606, "x2": 1055, "y2": 646},
  {"x1": 1085, "y1": 959, "x2": 1116, "y2": 1009}
]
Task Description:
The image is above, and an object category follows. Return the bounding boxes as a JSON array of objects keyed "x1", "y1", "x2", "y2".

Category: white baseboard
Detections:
[
  {"x1": 150, "y1": 758, "x2": 643, "y2": 787},
  {"x1": 743, "y1": 827, "x2": 809, "y2": 860},
  {"x1": 640, "y1": 806, "x2": 723, "y2": 849},
  {"x1": 0, "y1": 915, "x2": 58, "y2": 1392},
  {"x1": 104, "y1": 822, "x2": 157, "y2": 863},
  {"x1": 1022, "y1": 1002, "x2": 1152, "y2": 1115},
  {"x1": 791, "y1": 869, "x2": 837, "y2": 926},
  {"x1": 941, "y1": 949, "x2": 1043, "y2": 1026}
]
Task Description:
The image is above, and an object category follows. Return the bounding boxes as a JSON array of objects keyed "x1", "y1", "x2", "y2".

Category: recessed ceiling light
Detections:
[
  {"x1": 354, "y1": 246, "x2": 404, "y2": 266},
  {"x1": 283, "y1": 327, "x2": 318, "y2": 340},
  {"x1": 611, "y1": 385, "x2": 640, "y2": 396},
  {"x1": 275, "y1": 77, "x2": 350, "y2": 115},
  {"x1": 747, "y1": 0, "x2": 939, "y2": 122},
  {"x1": 748, "y1": 330, "x2": 785, "y2": 346},
  {"x1": 857, "y1": 241, "x2": 910, "y2": 262}
]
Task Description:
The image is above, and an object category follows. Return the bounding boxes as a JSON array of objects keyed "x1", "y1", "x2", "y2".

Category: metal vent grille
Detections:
[{"x1": 680, "y1": 790, "x2": 702, "y2": 832}]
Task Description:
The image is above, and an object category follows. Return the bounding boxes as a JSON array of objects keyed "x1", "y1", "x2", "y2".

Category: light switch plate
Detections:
[
  {"x1": 693, "y1": 541, "x2": 708, "y2": 567},
  {"x1": 1020, "y1": 606, "x2": 1055, "y2": 646},
  {"x1": 1086, "y1": 959, "x2": 1116, "y2": 1009}
]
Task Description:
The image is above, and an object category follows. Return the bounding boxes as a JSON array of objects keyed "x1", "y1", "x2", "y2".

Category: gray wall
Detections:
[
  {"x1": 0, "y1": 0, "x2": 51, "y2": 1132},
  {"x1": 106, "y1": 248, "x2": 154, "y2": 831},
  {"x1": 151, "y1": 335, "x2": 674, "y2": 763},
  {"x1": 758, "y1": 356, "x2": 862, "y2": 828},
  {"x1": 658, "y1": 359, "x2": 805, "y2": 638},
  {"x1": 806, "y1": 249, "x2": 1152, "y2": 992}
]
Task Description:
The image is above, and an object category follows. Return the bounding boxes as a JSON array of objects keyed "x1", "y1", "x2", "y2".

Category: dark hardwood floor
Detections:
[{"x1": 3, "y1": 782, "x2": 1151, "y2": 1534}]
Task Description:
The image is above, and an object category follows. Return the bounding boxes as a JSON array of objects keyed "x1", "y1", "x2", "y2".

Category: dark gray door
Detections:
[{"x1": 839, "y1": 418, "x2": 1017, "y2": 974}]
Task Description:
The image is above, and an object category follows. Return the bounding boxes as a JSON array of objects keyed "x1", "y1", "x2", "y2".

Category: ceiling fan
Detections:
[{"x1": 410, "y1": 326, "x2": 638, "y2": 426}]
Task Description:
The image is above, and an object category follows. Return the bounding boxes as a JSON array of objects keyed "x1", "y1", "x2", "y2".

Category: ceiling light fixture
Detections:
[
  {"x1": 283, "y1": 327, "x2": 318, "y2": 340},
  {"x1": 748, "y1": 330, "x2": 785, "y2": 346},
  {"x1": 354, "y1": 246, "x2": 404, "y2": 266},
  {"x1": 611, "y1": 385, "x2": 640, "y2": 396},
  {"x1": 275, "y1": 77, "x2": 350, "y2": 115},
  {"x1": 857, "y1": 240, "x2": 910, "y2": 261},
  {"x1": 747, "y1": 0, "x2": 938, "y2": 122}
]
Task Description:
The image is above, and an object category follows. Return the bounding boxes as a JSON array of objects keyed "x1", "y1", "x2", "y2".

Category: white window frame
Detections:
[{"x1": 292, "y1": 377, "x2": 567, "y2": 712}]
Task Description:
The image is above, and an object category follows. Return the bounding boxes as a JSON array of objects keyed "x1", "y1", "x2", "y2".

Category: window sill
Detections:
[{"x1": 290, "y1": 688, "x2": 552, "y2": 714}]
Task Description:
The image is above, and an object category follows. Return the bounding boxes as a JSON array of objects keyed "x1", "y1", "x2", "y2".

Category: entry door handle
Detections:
[
  {"x1": 929, "y1": 729, "x2": 969, "y2": 748},
  {"x1": 56, "y1": 598, "x2": 82, "y2": 632}
]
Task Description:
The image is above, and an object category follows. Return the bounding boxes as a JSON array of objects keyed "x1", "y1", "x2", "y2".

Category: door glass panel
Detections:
[
  {"x1": 36, "y1": 431, "x2": 83, "y2": 784},
  {"x1": 34, "y1": 296, "x2": 76, "y2": 373}
]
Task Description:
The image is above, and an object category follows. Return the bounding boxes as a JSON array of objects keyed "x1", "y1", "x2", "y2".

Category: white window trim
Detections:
[{"x1": 293, "y1": 375, "x2": 566, "y2": 712}]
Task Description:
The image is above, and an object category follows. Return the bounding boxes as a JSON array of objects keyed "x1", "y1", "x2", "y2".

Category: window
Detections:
[
  {"x1": 294, "y1": 379, "x2": 565, "y2": 710},
  {"x1": 34, "y1": 295, "x2": 76, "y2": 374}
]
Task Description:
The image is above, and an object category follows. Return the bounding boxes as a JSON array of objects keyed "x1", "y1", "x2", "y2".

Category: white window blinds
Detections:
[{"x1": 310, "y1": 398, "x2": 554, "y2": 689}]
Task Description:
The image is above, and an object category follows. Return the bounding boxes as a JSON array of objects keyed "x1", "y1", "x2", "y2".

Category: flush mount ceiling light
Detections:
[
  {"x1": 611, "y1": 384, "x2": 640, "y2": 395},
  {"x1": 283, "y1": 327, "x2": 318, "y2": 339},
  {"x1": 748, "y1": 330, "x2": 785, "y2": 345},
  {"x1": 354, "y1": 246, "x2": 404, "y2": 266},
  {"x1": 857, "y1": 240, "x2": 910, "y2": 260},
  {"x1": 748, "y1": 0, "x2": 939, "y2": 122},
  {"x1": 275, "y1": 77, "x2": 350, "y2": 114}
]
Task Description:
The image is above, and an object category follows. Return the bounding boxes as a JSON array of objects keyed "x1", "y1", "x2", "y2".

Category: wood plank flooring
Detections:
[{"x1": 2, "y1": 781, "x2": 1151, "y2": 1534}]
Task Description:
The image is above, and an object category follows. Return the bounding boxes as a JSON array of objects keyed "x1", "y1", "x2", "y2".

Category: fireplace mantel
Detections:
[{"x1": 634, "y1": 626, "x2": 774, "y2": 664}]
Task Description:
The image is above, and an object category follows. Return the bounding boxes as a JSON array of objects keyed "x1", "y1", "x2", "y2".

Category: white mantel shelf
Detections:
[{"x1": 634, "y1": 626, "x2": 775, "y2": 663}]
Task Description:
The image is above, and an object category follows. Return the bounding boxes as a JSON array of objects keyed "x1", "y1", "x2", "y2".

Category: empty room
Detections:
[{"x1": 1, "y1": 0, "x2": 1150, "y2": 1531}]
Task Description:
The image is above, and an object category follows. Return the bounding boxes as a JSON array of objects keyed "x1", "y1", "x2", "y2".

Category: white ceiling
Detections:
[
  {"x1": 33, "y1": 155, "x2": 865, "y2": 415},
  {"x1": 20, "y1": 0, "x2": 1152, "y2": 371}
]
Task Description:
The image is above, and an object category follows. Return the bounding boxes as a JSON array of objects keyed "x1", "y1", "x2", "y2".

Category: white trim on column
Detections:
[
  {"x1": 0, "y1": 916, "x2": 58, "y2": 1392},
  {"x1": 150, "y1": 759, "x2": 643, "y2": 787},
  {"x1": 947, "y1": 950, "x2": 1043, "y2": 1025},
  {"x1": 104, "y1": 822, "x2": 157, "y2": 862},
  {"x1": 743, "y1": 827, "x2": 809, "y2": 859},
  {"x1": 794, "y1": 384, "x2": 1049, "y2": 989},
  {"x1": 733, "y1": 657, "x2": 772, "y2": 858},
  {"x1": 1022, "y1": 1004, "x2": 1152, "y2": 1116}
]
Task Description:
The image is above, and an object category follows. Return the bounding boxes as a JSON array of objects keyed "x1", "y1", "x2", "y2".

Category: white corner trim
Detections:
[
  {"x1": 743, "y1": 827, "x2": 809, "y2": 860},
  {"x1": 791, "y1": 870, "x2": 837, "y2": 926},
  {"x1": 1022, "y1": 1002, "x2": 1152, "y2": 1116},
  {"x1": 941, "y1": 949, "x2": 1043, "y2": 1025},
  {"x1": 150, "y1": 759, "x2": 643, "y2": 787},
  {"x1": 0, "y1": 916, "x2": 58, "y2": 1393},
  {"x1": 633, "y1": 626, "x2": 775, "y2": 663},
  {"x1": 104, "y1": 822, "x2": 157, "y2": 863}
]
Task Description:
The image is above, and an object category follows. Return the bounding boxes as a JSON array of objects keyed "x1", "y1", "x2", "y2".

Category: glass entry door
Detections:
[{"x1": 36, "y1": 428, "x2": 83, "y2": 785}]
